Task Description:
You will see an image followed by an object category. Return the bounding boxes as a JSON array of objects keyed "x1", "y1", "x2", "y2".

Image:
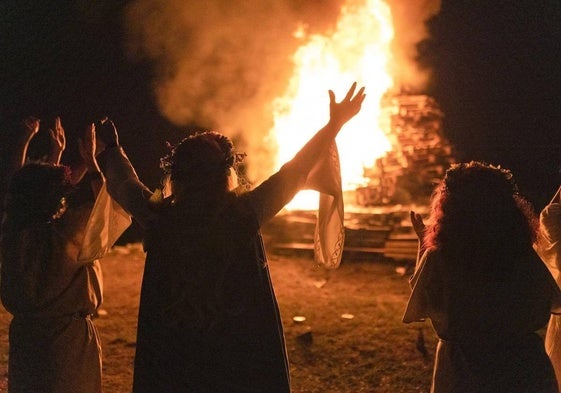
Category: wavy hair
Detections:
[
  {"x1": 423, "y1": 161, "x2": 537, "y2": 260},
  {"x1": 159, "y1": 131, "x2": 246, "y2": 202},
  {"x1": 1, "y1": 163, "x2": 72, "y2": 310},
  {"x1": 2, "y1": 163, "x2": 72, "y2": 231}
]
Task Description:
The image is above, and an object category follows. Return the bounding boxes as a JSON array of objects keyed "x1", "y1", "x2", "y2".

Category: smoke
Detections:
[
  {"x1": 388, "y1": 0, "x2": 441, "y2": 91},
  {"x1": 124, "y1": 0, "x2": 441, "y2": 182}
]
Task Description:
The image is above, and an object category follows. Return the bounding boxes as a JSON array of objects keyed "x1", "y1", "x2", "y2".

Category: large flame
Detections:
[{"x1": 270, "y1": 0, "x2": 395, "y2": 210}]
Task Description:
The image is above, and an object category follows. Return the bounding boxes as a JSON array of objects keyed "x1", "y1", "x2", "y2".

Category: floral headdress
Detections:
[{"x1": 159, "y1": 131, "x2": 247, "y2": 187}]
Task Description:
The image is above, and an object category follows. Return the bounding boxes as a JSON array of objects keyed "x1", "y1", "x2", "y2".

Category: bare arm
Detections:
[
  {"x1": 1, "y1": 117, "x2": 40, "y2": 200},
  {"x1": 78, "y1": 123, "x2": 103, "y2": 197},
  {"x1": 5, "y1": 116, "x2": 40, "y2": 173},
  {"x1": 95, "y1": 119, "x2": 156, "y2": 228},
  {"x1": 410, "y1": 210, "x2": 427, "y2": 264},
  {"x1": 289, "y1": 82, "x2": 365, "y2": 175},
  {"x1": 46, "y1": 116, "x2": 65, "y2": 165},
  {"x1": 252, "y1": 83, "x2": 365, "y2": 224}
]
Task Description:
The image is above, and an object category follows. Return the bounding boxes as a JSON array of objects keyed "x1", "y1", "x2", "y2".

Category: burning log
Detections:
[{"x1": 358, "y1": 93, "x2": 455, "y2": 206}]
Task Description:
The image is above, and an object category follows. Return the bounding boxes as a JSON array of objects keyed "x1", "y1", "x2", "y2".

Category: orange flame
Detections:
[{"x1": 270, "y1": 0, "x2": 395, "y2": 210}]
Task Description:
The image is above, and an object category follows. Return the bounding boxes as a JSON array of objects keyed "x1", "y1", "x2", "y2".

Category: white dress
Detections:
[
  {"x1": 537, "y1": 202, "x2": 561, "y2": 393},
  {"x1": 404, "y1": 246, "x2": 561, "y2": 393},
  {"x1": 1, "y1": 183, "x2": 130, "y2": 393}
]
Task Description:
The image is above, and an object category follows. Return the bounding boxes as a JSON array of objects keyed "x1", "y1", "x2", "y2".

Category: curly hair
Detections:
[
  {"x1": 3, "y1": 163, "x2": 72, "y2": 231},
  {"x1": 159, "y1": 131, "x2": 246, "y2": 199},
  {"x1": 423, "y1": 161, "x2": 537, "y2": 259}
]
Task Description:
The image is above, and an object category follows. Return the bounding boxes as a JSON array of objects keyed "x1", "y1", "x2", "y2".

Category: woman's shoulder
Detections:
[{"x1": 419, "y1": 247, "x2": 442, "y2": 264}]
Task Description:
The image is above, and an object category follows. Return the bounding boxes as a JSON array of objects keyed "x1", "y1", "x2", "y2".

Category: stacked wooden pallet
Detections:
[{"x1": 262, "y1": 207, "x2": 424, "y2": 263}]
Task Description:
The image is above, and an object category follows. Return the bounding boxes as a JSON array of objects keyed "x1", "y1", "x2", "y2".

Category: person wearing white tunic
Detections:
[
  {"x1": 0, "y1": 123, "x2": 130, "y2": 393},
  {"x1": 404, "y1": 161, "x2": 561, "y2": 393},
  {"x1": 97, "y1": 83, "x2": 364, "y2": 392},
  {"x1": 536, "y1": 188, "x2": 561, "y2": 393}
]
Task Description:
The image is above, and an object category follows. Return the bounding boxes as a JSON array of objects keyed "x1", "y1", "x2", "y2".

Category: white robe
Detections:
[
  {"x1": 537, "y1": 202, "x2": 561, "y2": 393},
  {"x1": 1, "y1": 183, "x2": 130, "y2": 393}
]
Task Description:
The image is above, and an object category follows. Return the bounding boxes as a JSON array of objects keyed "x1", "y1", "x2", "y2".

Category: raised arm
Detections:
[
  {"x1": 410, "y1": 210, "x2": 427, "y2": 264},
  {"x1": 251, "y1": 82, "x2": 365, "y2": 224},
  {"x1": 95, "y1": 118, "x2": 156, "y2": 229},
  {"x1": 4, "y1": 116, "x2": 40, "y2": 174},
  {"x1": 1, "y1": 116, "x2": 40, "y2": 202},
  {"x1": 46, "y1": 116, "x2": 66, "y2": 165},
  {"x1": 537, "y1": 188, "x2": 561, "y2": 275},
  {"x1": 290, "y1": 82, "x2": 365, "y2": 174},
  {"x1": 78, "y1": 123, "x2": 103, "y2": 197}
]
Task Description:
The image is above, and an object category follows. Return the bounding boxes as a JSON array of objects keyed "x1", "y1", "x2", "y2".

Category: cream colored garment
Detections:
[
  {"x1": 537, "y1": 202, "x2": 561, "y2": 393},
  {"x1": 78, "y1": 182, "x2": 132, "y2": 262},
  {"x1": 402, "y1": 247, "x2": 433, "y2": 324},
  {"x1": 303, "y1": 141, "x2": 345, "y2": 269},
  {"x1": 4, "y1": 183, "x2": 131, "y2": 393}
]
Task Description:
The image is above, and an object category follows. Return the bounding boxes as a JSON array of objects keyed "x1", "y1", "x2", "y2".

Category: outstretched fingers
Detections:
[
  {"x1": 410, "y1": 210, "x2": 426, "y2": 240},
  {"x1": 329, "y1": 90, "x2": 336, "y2": 105},
  {"x1": 343, "y1": 81, "x2": 358, "y2": 101},
  {"x1": 353, "y1": 86, "x2": 366, "y2": 102},
  {"x1": 330, "y1": 82, "x2": 365, "y2": 104},
  {"x1": 49, "y1": 117, "x2": 66, "y2": 147},
  {"x1": 22, "y1": 116, "x2": 40, "y2": 139}
]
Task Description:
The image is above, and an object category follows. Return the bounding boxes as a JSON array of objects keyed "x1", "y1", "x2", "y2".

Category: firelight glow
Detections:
[{"x1": 270, "y1": 0, "x2": 395, "y2": 210}]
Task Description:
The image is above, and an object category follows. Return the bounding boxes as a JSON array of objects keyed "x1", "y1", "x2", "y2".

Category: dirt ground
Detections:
[{"x1": 0, "y1": 243, "x2": 436, "y2": 393}]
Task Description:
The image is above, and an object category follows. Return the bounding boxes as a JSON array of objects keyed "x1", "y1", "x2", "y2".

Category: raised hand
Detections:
[
  {"x1": 20, "y1": 116, "x2": 40, "y2": 142},
  {"x1": 7, "y1": 116, "x2": 41, "y2": 172},
  {"x1": 410, "y1": 211, "x2": 426, "y2": 241},
  {"x1": 328, "y1": 82, "x2": 366, "y2": 129},
  {"x1": 78, "y1": 123, "x2": 100, "y2": 172},
  {"x1": 48, "y1": 116, "x2": 66, "y2": 165},
  {"x1": 95, "y1": 117, "x2": 119, "y2": 152}
]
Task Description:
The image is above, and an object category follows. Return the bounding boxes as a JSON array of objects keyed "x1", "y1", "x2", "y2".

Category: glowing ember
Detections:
[{"x1": 270, "y1": 0, "x2": 395, "y2": 210}]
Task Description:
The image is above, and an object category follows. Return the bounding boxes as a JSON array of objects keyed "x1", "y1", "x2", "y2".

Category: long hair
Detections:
[
  {"x1": 423, "y1": 161, "x2": 537, "y2": 263},
  {"x1": 151, "y1": 132, "x2": 248, "y2": 330},
  {"x1": 1, "y1": 163, "x2": 72, "y2": 311},
  {"x1": 2, "y1": 163, "x2": 72, "y2": 231},
  {"x1": 159, "y1": 132, "x2": 239, "y2": 204}
]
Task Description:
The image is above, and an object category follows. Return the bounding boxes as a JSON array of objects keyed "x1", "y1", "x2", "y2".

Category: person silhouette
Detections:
[
  {"x1": 97, "y1": 83, "x2": 365, "y2": 392},
  {"x1": 1, "y1": 121, "x2": 130, "y2": 392},
  {"x1": 404, "y1": 161, "x2": 561, "y2": 393}
]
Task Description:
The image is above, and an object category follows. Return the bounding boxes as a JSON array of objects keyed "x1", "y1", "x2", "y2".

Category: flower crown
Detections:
[{"x1": 159, "y1": 133, "x2": 246, "y2": 177}]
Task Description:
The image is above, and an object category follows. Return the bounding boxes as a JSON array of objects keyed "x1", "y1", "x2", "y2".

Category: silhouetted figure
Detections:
[
  {"x1": 536, "y1": 187, "x2": 561, "y2": 393},
  {"x1": 404, "y1": 161, "x2": 561, "y2": 393},
  {"x1": 98, "y1": 83, "x2": 365, "y2": 392},
  {"x1": 0, "y1": 122, "x2": 130, "y2": 393}
]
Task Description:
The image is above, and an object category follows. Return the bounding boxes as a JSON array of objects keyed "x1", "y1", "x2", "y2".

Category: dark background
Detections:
[
  {"x1": 419, "y1": 1, "x2": 561, "y2": 207},
  {"x1": 2, "y1": 0, "x2": 561, "y2": 209}
]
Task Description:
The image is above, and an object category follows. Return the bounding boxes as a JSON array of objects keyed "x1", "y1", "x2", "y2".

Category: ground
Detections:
[{"x1": 0, "y1": 244, "x2": 436, "y2": 393}]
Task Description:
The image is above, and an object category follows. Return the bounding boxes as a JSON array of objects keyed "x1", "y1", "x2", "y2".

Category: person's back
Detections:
[
  {"x1": 426, "y1": 248, "x2": 553, "y2": 341},
  {"x1": 0, "y1": 125, "x2": 130, "y2": 393},
  {"x1": 537, "y1": 196, "x2": 561, "y2": 392},
  {"x1": 132, "y1": 194, "x2": 290, "y2": 392},
  {"x1": 404, "y1": 161, "x2": 561, "y2": 393},
  {"x1": 98, "y1": 84, "x2": 365, "y2": 392}
]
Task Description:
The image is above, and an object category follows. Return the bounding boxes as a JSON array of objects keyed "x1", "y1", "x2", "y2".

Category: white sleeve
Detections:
[
  {"x1": 537, "y1": 203, "x2": 561, "y2": 285},
  {"x1": 77, "y1": 182, "x2": 132, "y2": 262},
  {"x1": 304, "y1": 141, "x2": 344, "y2": 269}
]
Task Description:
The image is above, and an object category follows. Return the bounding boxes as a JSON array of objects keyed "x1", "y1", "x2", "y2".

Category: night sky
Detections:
[
  {"x1": 420, "y1": 1, "x2": 561, "y2": 207},
  {"x1": 2, "y1": 0, "x2": 561, "y2": 208}
]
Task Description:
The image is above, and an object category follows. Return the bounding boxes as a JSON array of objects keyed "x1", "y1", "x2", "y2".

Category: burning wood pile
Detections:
[
  {"x1": 255, "y1": 0, "x2": 456, "y2": 263},
  {"x1": 262, "y1": 205, "x2": 426, "y2": 263},
  {"x1": 263, "y1": 93, "x2": 454, "y2": 263},
  {"x1": 356, "y1": 92, "x2": 455, "y2": 206}
]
